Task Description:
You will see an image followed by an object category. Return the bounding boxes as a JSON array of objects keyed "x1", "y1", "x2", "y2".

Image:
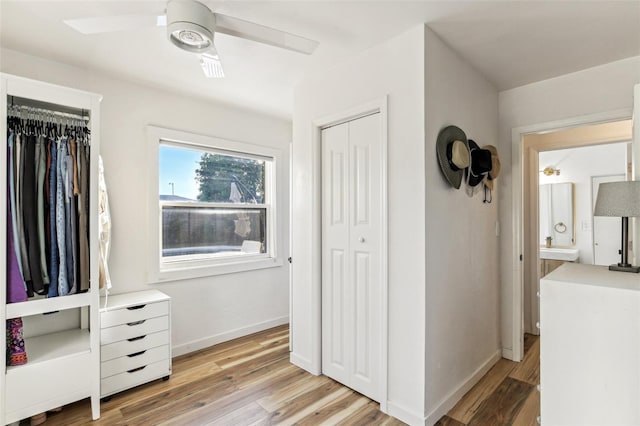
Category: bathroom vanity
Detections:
[{"x1": 539, "y1": 247, "x2": 579, "y2": 277}]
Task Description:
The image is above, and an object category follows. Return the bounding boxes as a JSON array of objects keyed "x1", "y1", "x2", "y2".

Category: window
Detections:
[{"x1": 148, "y1": 126, "x2": 281, "y2": 281}]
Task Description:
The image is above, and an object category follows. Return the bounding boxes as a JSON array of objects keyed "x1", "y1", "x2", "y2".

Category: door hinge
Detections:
[
  {"x1": 288, "y1": 257, "x2": 292, "y2": 264},
  {"x1": 519, "y1": 254, "x2": 523, "y2": 261}
]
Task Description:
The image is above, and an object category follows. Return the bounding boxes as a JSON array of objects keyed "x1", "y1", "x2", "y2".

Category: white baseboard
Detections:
[
  {"x1": 172, "y1": 316, "x2": 289, "y2": 357},
  {"x1": 387, "y1": 401, "x2": 426, "y2": 426},
  {"x1": 424, "y1": 349, "x2": 502, "y2": 425}
]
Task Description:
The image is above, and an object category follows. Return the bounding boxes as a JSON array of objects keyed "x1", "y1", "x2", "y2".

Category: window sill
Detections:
[{"x1": 150, "y1": 256, "x2": 283, "y2": 283}]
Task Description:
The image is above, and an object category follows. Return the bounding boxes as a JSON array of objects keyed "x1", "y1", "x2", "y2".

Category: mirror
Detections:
[{"x1": 539, "y1": 182, "x2": 575, "y2": 247}]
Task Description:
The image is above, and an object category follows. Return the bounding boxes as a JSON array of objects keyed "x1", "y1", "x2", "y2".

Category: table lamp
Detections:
[{"x1": 594, "y1": 181, "x2": 640, "y2": 273}]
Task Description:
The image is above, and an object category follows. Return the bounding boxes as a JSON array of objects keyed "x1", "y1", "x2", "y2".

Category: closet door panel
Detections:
[
  {"x1": 321, "y1": 123, "x2": 351, "y2": 384},
  {"x1": 348, "y1": 113, "x2": 381, "y2": 401}
]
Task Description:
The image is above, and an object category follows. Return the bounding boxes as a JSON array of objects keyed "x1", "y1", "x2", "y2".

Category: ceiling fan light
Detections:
[
  {"x1": 172, "y1": 28, "x2": 209, "y2": 48},
  {"x1": 166, "y1": 0, "x2": 216, "y2": 53},
  {"x1": 168, "y1": 21, "x2": 212, "y2": 52}
]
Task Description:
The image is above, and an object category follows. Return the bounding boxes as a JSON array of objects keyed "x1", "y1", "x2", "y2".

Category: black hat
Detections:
[
  {"x1": 466, "y1": 139, "x2": 492, "y2": 188},
  {"x1": 436, "y1": 125, "x2": 470, "y2": 189}
]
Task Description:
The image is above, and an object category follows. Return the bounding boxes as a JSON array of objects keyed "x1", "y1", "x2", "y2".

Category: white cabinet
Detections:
[
  {"x1": 1, "y1": 74, "x2": 102, "y2": 425},
  {"x1": 540, "y1": 263, "x2": 640, "y2": 425},
  {"x1": 100, "y1": 290, "x2": 171, "y2": 398}
]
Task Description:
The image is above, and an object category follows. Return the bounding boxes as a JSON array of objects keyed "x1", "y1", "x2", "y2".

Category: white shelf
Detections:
[
  {"x1": 6, "y1": 329, "x2": 91, "y2": 373},
  {"x1": 6, "y1": 292, "x2": 92, "y2": 319}
]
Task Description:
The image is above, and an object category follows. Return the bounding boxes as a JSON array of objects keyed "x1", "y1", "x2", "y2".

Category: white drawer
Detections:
[
  {"x1": 101, "y1": 301, "x2": 169, "y2": 328},
  {"x1": 101, "y1": 345, "x2": 169, "y2": 379},
  {"x1": 6, "y1": 352, "x2": 92, "y2": 423},
  {"x1": 101, "y1": 359, "x2": 171, "y2": 397},
  {"x1": 101, "y1": 330, "x2": 170, "y2": 362},
  {"x1": 101, "y1": 316, "x2": 169, "y2": 345}
]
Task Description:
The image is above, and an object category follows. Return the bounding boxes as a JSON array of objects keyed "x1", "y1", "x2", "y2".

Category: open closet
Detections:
[{"x1": 0, "y1": 73, "x2": 102, "y2": 424}]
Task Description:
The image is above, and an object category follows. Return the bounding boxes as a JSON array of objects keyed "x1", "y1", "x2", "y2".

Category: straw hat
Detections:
[{"x1": 482, "y1": 145, "x2": 501, "y2": 190}]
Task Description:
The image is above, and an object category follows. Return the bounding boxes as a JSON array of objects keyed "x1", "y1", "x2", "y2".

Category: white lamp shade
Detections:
[{"x1": 594, "y1": 181, "x2": 640, "y2": 217}]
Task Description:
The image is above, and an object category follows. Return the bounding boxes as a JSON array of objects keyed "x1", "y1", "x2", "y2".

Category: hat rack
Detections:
[{"x1": 435, "y1": 125, "x2": 501, "y2": 203}]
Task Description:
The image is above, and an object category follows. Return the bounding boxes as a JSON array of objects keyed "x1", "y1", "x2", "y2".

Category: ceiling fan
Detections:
[{"x1": 63, "y1": 0, "x2": 319, "y2": 78}]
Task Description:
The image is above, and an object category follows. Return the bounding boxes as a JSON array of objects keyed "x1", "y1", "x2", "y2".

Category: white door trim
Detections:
[
  {"x1": 509, "y1": 108, "x2": 632, "y2": 362},
  {"x1": 633, "y1": 85, "x2": 640, "y2": 265},
  {"x1": 312, "y1": 97, "x2": 388, "y2": 412}
]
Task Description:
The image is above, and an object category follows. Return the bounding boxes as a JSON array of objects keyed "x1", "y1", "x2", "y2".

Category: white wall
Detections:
[
  {"x1": 423, "y1": 27, "x2": 500, "y2": 423},
  {"x1": 539, "y1": 143, "x2": 628, "y2": 264},
  {"x1": 498, "y1": 56, "x2": 640, "y2": 356},
  {"x1": 292, "y1": 26, "x2": 427, "y2": 424},
  {"x1": 1, "y1": 48, "x2": 291, "y2": 355},
  {"x1": 292, "y1": 25, "x2": 500, "y2": 426}
]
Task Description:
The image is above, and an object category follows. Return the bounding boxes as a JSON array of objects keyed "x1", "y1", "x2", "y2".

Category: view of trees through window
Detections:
[
  {"x1": 195, "y1": 153, "x2": 265, "y2": 203},
  {"x1": 159, "y1": 143, "x2": 269, "y2": 260}
]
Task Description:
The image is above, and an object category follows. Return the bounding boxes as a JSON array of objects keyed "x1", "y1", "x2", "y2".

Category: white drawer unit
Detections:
[{"x1": 100, "y1": 290, "x2": 171, "y2": 398}]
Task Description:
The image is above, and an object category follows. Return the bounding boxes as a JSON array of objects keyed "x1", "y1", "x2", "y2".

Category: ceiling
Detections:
[{"x1": 1, "y1": 1, "x2": 639, "y2": 119}]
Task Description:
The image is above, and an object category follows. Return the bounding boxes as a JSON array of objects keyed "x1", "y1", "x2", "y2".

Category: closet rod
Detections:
[
  {"x1": 8, "y1": 95, "x2": 89, "y2": 120},
  {"x1": 8, "y1": 105, "x2": 89, "y2": 122}
]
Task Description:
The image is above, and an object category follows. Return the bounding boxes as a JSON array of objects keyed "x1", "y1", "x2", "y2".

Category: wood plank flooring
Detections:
[
  {"x1": 437, "y1": 333, "x2": 540, "y2": 426},
  {"x1": 35, "y1": 325, "x2": 403, "y2": 426},
  {"x1": 29, "y1": 327, "x2": 539, "y2": 426}
]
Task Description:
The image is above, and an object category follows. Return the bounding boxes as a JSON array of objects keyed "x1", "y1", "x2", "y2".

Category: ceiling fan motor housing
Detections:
[{"x1": 167, "y1": 0, "x2": 216, "y2": 53}]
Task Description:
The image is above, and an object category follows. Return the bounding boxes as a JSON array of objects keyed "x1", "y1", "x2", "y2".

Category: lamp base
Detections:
[{"x1": 609, "y1": 264, "x2": 640, "y2": 273}]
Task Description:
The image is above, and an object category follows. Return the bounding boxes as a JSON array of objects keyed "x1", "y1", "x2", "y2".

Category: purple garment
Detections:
[{"x1": 7, "y1": 195, "x2": 28, "y2": 303}]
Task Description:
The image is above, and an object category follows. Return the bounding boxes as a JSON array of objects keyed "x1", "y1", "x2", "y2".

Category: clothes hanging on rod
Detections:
[
  {"x1": 5, "y1": 102, "x2": 91, "y2": 302},
  {"x1": 6, "y1": 102, "x2": 91, "y2": 367}
]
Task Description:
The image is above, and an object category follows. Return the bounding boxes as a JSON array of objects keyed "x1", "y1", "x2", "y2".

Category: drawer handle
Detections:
[
  {"x1": 127, "y1": 335, "x2": 147, "y2": 342},
  {"x1": 127, "y1": 304, "x2": 147, "y2": 310},
  {"x1": 127, "y1": 320, "x2": 146, "y2": 326},
  {"x1": 127, "y1": 366, "x2": 146, "y2": 374},
  {"x1": 127, "y1": 350, "x2": 147, "y2": 358}
]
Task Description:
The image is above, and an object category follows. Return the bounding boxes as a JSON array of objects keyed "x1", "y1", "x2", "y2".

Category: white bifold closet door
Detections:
[{"x1": 321, "y1": 112, "x2": 381, "y2": 402}]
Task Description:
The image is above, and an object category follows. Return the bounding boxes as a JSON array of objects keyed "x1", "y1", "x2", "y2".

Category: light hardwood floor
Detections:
[
  {"x1": 36, "y1": 324, "x2": 403, "y2": 425},
  {"x1": 436, "y1": 333, "x2": 540, "y2": 426},
  {"x1": 33, "y1": 327, "x2": 538, "y2": 425}
]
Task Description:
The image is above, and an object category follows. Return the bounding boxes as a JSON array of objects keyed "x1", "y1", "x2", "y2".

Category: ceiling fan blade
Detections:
[
  {"x1": 200, "y1": 48, "x2": 225, "y2": 78},
  {"x1": 214, "y1": 13, "x2": 318, "y2": 55},
  {"x1": 64, "y1": 14, "x2": 166, "y2": 35}
]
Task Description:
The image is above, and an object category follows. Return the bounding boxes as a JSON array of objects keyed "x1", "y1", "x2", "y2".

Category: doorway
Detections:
[
  {"x1": 511, "y1": 117, "x2": 633, "y2": 359},
  {"x1": 526, "y1": 140, "x2": 630, "y2": 335}
]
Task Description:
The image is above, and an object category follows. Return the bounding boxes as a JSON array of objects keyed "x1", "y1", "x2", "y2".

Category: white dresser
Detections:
[
  {"x1": 540, "y1": 263, "x2": 640, "y2": 425},
  {"x1": 100, "y1": 290, "x2": 172, "y2": 398}
]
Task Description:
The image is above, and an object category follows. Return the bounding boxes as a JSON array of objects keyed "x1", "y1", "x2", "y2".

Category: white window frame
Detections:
[{"x1": 147, "y1": 125, "x2": 282, "y2": 282}]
